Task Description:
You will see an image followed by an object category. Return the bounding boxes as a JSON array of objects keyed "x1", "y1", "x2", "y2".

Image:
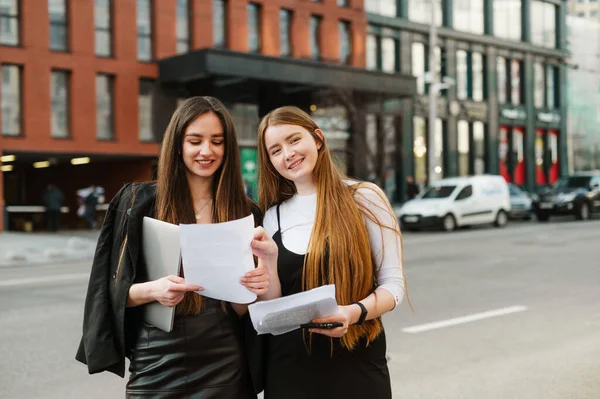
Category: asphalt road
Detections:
[{"x1": 1, "y1": 217, "x2": 598, "y2": 398}]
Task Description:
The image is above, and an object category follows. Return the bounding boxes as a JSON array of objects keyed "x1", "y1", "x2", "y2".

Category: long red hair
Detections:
[{"x1": 258, "y1": 106, "x2": 408, "y2": 349}]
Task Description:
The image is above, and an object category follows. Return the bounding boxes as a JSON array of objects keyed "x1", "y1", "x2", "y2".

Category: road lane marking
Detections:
[
  {"x1": 402, "y1": 305, "x2": 528, "y2": 333},
  {"x1": 0, "y1": 273, "x2": 89, "y2": 287}
]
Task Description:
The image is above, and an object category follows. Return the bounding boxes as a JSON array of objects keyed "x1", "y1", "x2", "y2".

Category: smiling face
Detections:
[
  {"x1": 263, "y1": 123, "x2": 323, "y2": 186},
  {"x1": 181, "y1": 112, "x2": 225, "y2": 181}
]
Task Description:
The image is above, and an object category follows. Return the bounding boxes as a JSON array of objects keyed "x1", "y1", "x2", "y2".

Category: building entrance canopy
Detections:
[{"x1": 158, "y1": 49, "x2": 417, "y2": 104}]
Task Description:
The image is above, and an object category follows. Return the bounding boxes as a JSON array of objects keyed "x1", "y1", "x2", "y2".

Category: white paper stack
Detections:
[{"x1": 248, "y1": 284, "x2": 339, "y2": 335}]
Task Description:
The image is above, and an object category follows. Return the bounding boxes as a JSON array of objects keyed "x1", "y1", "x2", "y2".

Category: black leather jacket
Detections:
[
  {"x1": 75, "y1": 182, "x2": 156, "y2": 377},
  {"x1": 75, "y1": 182, "x2": 266, "y2": 392}
]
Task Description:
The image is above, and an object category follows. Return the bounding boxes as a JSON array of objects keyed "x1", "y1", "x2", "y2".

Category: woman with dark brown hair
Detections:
[
  {"x1": 256, "y1": 106, "x2": 409, "y2": 399},
  {"x1": 76, "y1": 96, "x2": 280, "y2": 398}
]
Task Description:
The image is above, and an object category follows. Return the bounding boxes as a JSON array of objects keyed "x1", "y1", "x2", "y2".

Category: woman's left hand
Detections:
[
  {"x1": 250, "y1": 227, "x2": 278, "y2": 264},
  {"x1": 240, "y1": 227, "x2": 279, "y2": 296},
  {"x1": 308, "y1": 305, "x2": 356, "y2": 338},
  {"x1": 240, "y1": 264, "x2": 270, "y2": 296}
]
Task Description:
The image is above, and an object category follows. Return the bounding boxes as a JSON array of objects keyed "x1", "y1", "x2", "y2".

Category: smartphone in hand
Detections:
[{"x1": 300, "y1": 322, "x2": 343, "y2": 329}]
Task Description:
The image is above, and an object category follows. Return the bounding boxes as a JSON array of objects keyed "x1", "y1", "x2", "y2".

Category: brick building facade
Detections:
[{"x1": 0, "y1": 0, "x2": 416, "y2": 231}]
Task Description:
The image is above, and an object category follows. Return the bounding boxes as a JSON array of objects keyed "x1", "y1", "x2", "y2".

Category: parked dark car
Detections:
[
  {"x1": 508, "y1": 183, "x2": 533, "y2": 220},
  {"x1": 533, "y1": 172, "x2": 600, "y2": 221}
]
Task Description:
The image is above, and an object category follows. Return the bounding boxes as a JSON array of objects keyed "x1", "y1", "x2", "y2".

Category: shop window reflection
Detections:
[
  {"x1": 473, "y1": 122, "x2": 485, "y2": 175},
  {"x1": 458, "y1": 120, "x2": 470, "y2": 176},
  {"x1": 413, "y1": 116, "x2": 427, "y2": 185}
]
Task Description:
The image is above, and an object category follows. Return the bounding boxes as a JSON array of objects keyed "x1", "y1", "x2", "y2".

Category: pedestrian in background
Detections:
[
  {"x1": 255, "y1": 106, "x2": 410, "y2": 399},
  {"x1": 83, "y1": 185, "x2": 99, "y2": 229},
  {"x1": 76, "y1": 96, "x2": 280, "y2": 398},
  {"x1": 42, "y1": 183, "x2": 64, "y2": 232},
  {"x1": 406, "y1": 175, "x2": 420, "y2": 200}
]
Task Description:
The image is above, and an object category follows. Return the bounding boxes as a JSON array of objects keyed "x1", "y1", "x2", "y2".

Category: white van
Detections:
[{"x1": 398, "y1": 175, "x2": 511, "y2": 232}]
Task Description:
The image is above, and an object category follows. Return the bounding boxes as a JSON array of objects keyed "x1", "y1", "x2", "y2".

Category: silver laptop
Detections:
[{"x1": 141, "y1": 217, "x2": 182, "y2": 332}]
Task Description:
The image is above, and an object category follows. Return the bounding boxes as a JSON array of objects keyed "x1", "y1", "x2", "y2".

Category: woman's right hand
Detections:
[{"x1": 149, "y1": 275, "x2": 203, "y2": 307}]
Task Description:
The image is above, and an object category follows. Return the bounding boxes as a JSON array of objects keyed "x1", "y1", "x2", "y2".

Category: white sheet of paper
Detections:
[
  {"x1": 248, "y1": 284, "x2": 338, "y2": 335},
  {"x1": 179, "y1": 214, "x2": 257, "y2": 304}
]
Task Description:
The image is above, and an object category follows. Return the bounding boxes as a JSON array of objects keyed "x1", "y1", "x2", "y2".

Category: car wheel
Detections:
[
  {"x1": 536, "y1": 212, "x2": 550, "y2": 222},
  {"x1": 494, "y1": 210, "x2": 508, "y2": 227},
  {"x1": 523, "y1": 214, "x2": 532, "y2": 221},
  {"x1": 576, "y1": 202, "x2": 590, "y2": 221},
  {"x1": 442, "y1": 214, "x2": 456, "y2": 232}
]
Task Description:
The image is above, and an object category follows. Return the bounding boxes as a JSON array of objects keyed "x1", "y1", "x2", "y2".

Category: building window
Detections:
[
  {"x1": 337, "y1": 0, "x2": 349, "y2": 7},
  {"x1": 248, "y1": 3, "x2": 261, "y2": 53},
  {"x1": 408, "y1": 0, "x2": 442, "y2": 26},
  {"x1": 137, "y1": 0, "x2": 153, "y2": 61},
  {"x1": 531, "y1": 1, "x2": 556, "y2": 48},
  {"x1": 95, "y1": 0, "x2": 112, "y2": 57},
  {"x1": 51, "y1": 70, "x2": 70, "y2": 138},
  {"x1": 453, "y1": 0, "x2": 484, "y2": 35},
  {"x1": 413, "y1": 116, "x2": 427, "y2": 185},
  {"x1": 0, "y1": 0, "x2": 19, "y2": 46},
  {"x1": 176, "y1": 0, "x2": 191, "y2": 54},
  {"x1": 458, "y1": 120, "x2": 469, "y2": 176},
  {"x1": 457, "y1": 50, "x2": 468, "y2": 100},
  {"x1": 546, "y1": 65, "x2": 556, "y2": 108},
  {"x1": 139, "y1": 79, "x2": 154, "y2": 142},
  {"x1": 535, "y1": 63, "x2": 557, "y2": 109},
  {"x1": 339, "y1": 21, "x2": 351, "y2": 64},
  {"x1": 381, "y1": 37, "x2": 397, "y2": 73},
  {"x1": 497, "y1": 56, "x2": 507, "y2": 104},
  {"x1": 510, "y1": 59, "x2": 522, "y2": 105},
  {"x1": 412, "y1": 42, "x2": 426, "y2": 95},
  {"x1": 365, "y1": 0, "x2": 396, "y2": 17},
  {"x1": 49, "y1": 0, "x2": 68, "y2": 51},
  {"x1": 1, "y1": 65, "x2": 21, "y2": 136},
  {"x1": 473, "y1": 121, "x2": 485, "y2": 174},
  {"x1": 534, "y1": 62, "x2": 545, "y2": 108},
  {"x1": 457, "y1": 50, "x2": 484, "y2": 101},
  {"x1": 471, "y1": 52, "x2": 484, "y2": 101},
  {"x1": 213, "y1": 0, "x2": 226, "y2": 48},
  {"x1": 494, "y1": 0, "x2": 521, "y2": 41},
  {"x1": 96, "y1": 74, "x2": 114, "y2": 140},
  {"x1": 366, "y1": 34, "x2": 378, "y2": 71},
  {"x1": 310, "y1": 15, "x2": 321, "y2": 61},
  {"x1": 280, "y1": 9, "x2": 292, "y2": 57},
  {"x1": 366, "y1": 26, "x2": 398, "y2": 73}
]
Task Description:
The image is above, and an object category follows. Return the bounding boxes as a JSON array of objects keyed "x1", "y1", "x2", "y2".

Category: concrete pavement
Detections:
[
  {"x1": 0, "y1": 230, "x2": 100, "y2": 267},
  {"x1": 0, "y1": 219, "x2": 599, "y2": 398}
]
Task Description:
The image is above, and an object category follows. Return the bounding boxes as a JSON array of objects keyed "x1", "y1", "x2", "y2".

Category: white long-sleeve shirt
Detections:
[{"x1": 263, "y1": 182, "x2": 405, "y2": 307}]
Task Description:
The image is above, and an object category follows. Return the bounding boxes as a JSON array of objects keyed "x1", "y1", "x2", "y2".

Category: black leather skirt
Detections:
[{"x1": 126, "y1": 299, "x2": 256, "y2": 399}]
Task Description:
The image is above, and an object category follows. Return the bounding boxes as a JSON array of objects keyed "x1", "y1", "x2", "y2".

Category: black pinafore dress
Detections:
[{"x1": 264, "y1": 205, "x2": 392, "y2": 399}]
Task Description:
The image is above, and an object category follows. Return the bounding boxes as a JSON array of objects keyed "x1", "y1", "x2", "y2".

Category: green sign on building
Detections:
[{"x1": 241, "y1": 148, "x2": 258, "y2": 200}]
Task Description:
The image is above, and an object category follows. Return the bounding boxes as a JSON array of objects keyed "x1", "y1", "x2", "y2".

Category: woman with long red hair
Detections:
[{"x1": 257, "y1": 106, "x2": 409, "y2": 398}]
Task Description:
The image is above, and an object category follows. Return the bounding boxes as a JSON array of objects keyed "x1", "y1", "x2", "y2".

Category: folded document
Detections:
[{"x1": 248, "y1": 285, "x2": 338, "y2": 335}]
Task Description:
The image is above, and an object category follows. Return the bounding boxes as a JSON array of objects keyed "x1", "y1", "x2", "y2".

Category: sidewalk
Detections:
[{"x1": 0, "y1": 230, "x2": 100, "y2": 267}]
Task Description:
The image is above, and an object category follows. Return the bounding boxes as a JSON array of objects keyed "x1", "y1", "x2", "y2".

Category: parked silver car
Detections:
[{"x1": 508, "y1": 184, "x2": 533, "y2": 220}]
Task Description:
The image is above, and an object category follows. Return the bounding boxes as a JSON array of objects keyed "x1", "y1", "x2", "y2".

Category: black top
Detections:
[{"x1": 263, "y1": 205, "x2": 392, "y2": 399}]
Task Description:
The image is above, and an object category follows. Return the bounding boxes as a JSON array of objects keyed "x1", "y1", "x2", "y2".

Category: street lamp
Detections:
[{"x1": 427, "y1": 1, "x2": 454, "y2": 185}]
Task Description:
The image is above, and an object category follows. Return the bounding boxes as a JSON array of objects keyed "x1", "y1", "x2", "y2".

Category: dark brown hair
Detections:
[{"x1": 156, "y1": 96, "x2": 251, "y2": 315}]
